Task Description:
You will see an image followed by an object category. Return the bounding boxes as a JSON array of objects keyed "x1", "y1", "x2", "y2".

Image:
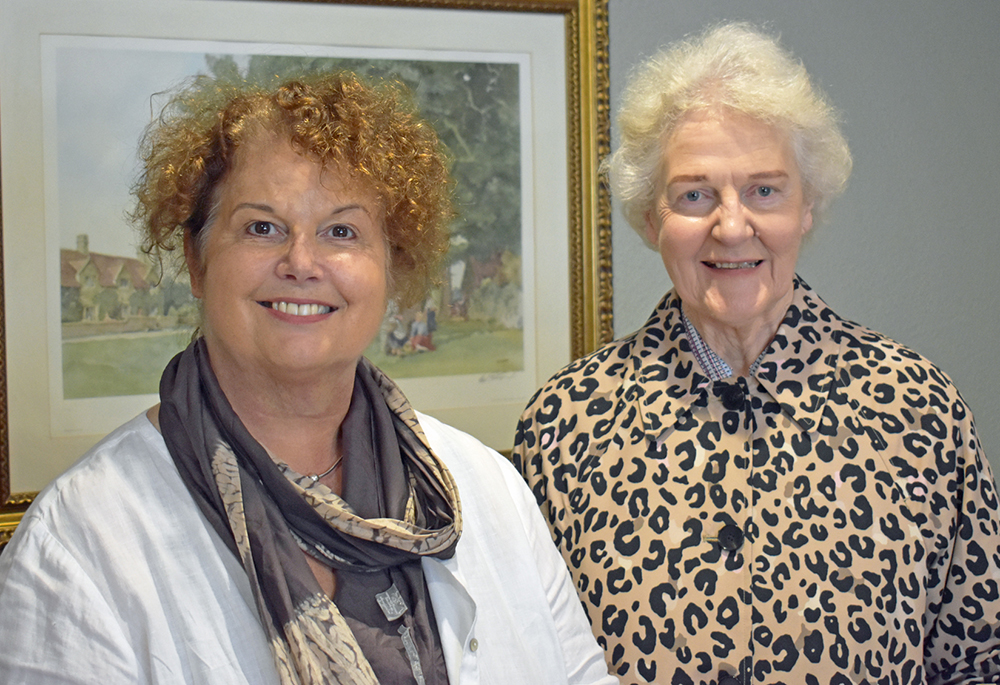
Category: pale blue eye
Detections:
[
  {"x1": 684, "y1": 190, "x2": 702, "y2": 202},
  {"x1": 757, "y1": 186, "x2": 773, "y2": 197}
]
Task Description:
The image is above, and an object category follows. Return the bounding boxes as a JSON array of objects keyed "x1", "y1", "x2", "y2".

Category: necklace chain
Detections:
[{"x1": 308, "y1": 454, "x2": 344, "y2": 482}]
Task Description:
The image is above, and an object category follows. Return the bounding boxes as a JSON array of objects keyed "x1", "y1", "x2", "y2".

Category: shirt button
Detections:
[
  {"x1": 721, "y1": 384, "x2": 744, "y2": 410},
  {"x1": 469, "y1": 638, "x2": 479, "y2": 652},
  {"x1": 716, "y1": 524, "x2": 744, "y2": 551}
]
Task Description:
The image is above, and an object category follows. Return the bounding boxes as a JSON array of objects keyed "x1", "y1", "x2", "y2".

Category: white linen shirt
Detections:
[{"x1": 0, "y1": 411, "x2": 616, "y2": 685}]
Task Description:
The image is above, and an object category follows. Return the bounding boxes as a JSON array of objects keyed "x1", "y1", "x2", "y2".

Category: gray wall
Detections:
[{"x1": 608, "y1": 1, "x2": 1000, "y2": 472}]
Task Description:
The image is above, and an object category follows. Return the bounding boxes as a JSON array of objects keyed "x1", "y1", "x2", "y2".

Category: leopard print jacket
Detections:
[{"x1": 513, "y1": 277, "x2": 1000, "y2": 685}]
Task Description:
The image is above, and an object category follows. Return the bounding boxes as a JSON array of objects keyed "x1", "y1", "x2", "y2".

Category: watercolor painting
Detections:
[{"x1": 51, "y1": 38, "x2": 527, "y2": 399}]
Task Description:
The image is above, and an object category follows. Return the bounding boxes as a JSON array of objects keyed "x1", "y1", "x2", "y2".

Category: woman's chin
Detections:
[
  {"x1": 689, "y1": 299, "x2": 782, "y2": 337},
  {"x1": 266, "y1": 352, "x2": 361, "y2": 379},
  {"x1": 211, "y1": 343, "x2": 364, "y2": 388},
  {"x1": 253, "y1": 324, "x2": 377, "y2": 379},
  {"x1": 696, "y1": 283, "x2": 793, "y2": 331}
]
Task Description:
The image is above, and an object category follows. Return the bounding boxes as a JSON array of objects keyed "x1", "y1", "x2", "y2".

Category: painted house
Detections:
[{"x1": 60, "y1": 234, "x2": 153, "y2": 322}]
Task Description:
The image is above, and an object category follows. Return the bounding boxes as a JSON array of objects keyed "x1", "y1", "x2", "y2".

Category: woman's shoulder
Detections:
[
  {"x1": 791, "y1": 292, "x2": 981, "y2": 472},
  {"x1": 523, "y1": 329, "x2": 645, "y2": 414},
  {"x1": 525, "y1": 291, "x2": 682, "y2": 411},
  {"x1": 3, "y1": 412, "x2": 193, "y2": 565},
  {"x1": 415, "y1": 411, "x2": 538, "y2": 514},
  {"x1": 416, "y1": 411, "x2": 513, "y2": 479},
  {"x1": 790, "y1": 279, "x2": 967, "y2": 400},
  {"x1": 0, "y1": 414, "x2": 276, "y2": 685},
  {"x1": 20, "y1": 414, "x2": 167, "y2": 513},
  {"x1": 828, "y1": 314, "x2": 964, "y2": 398}
]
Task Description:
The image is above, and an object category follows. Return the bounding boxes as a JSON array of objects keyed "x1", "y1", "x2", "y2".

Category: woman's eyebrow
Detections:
[
  {"x1": 232, "y1": 202, "x2": 373, "y2": 217},
  {"x1": 748, "y1": 170, "x2": 790, "y2": 181},
  {"x1": 233, "y1": 202, "x2": 275, "y2": 214},
  {"x1": 327, "y1": 203, "x2": 373, "y2": 217},
  {"x1": 666, "y1": 170, "x2": 791, "y2": 187},
  {"x1": 666, "y1": 174, "x2": 707, "y2": 185}
]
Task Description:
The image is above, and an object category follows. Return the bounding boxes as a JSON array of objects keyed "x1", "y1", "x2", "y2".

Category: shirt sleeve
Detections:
[
  {"x1": 0, "y1": 517, "x2": 140, "y2": 684},
  {"x1": 923, "y1": 416, "x2": 1000, "y2": 684},
  {"x1": 497, "y1": 452, "x2": 618, "y2": 685},
  {"x1": 511, "y1": 396, "x2": 554, "y2": 522}
]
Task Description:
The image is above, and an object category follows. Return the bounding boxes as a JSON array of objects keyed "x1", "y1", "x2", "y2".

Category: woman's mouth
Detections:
[
  {"x1": 260, "y1": 301, "x2": 334, "y2": 316},
  {"x1": 705, "y1": 261, "x2": 762, "y2": 269}
]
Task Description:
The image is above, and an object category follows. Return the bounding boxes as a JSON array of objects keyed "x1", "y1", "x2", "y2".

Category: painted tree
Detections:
[{"x1": 202, "y1": 54, "x2": 524, "y2": 320}]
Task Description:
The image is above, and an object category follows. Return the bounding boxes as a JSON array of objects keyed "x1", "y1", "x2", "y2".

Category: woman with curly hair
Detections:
[{"x1": 0, "y1": 72, "x2": 615, "y2": 685}]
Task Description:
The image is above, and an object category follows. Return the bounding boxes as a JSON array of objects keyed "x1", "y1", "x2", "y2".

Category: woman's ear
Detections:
[
  {"x1": 644, "y1": 211, "x2": 660, "y2": 246},
  {"x1": 801, "y1": 201, "x2": 815, "y2": 235},
  {"x1": 184, "y1": 230, "x2": 204, "y2": 298}
]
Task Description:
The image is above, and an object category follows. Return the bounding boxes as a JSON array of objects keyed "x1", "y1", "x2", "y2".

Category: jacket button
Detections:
[
  {"x1": 721, "y1": 384, "x2": 744, "y2": 410},
  {"x1": 718, "y1": 675, "x2": 740, "y2": 685},
  {"x1": 716, "y1": 524, "x2": 744, "y2": 551},
  {"x1": 469, "y1": 638, "x2": 479, "y2": 652}
]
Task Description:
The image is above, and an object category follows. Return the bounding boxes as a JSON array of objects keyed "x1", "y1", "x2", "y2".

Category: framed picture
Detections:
[{"x1": 0, "y1": 0, "x2": 612, "y2": 546}]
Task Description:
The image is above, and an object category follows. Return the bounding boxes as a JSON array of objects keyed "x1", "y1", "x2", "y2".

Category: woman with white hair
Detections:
[{"x1": 514, "y1": 23, "x2": 1000, "y2": 685}]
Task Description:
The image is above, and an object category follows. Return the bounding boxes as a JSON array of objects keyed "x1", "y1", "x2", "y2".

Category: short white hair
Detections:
[{"x1": 604, "y1": 22, "x2": 852, "y2": 242}]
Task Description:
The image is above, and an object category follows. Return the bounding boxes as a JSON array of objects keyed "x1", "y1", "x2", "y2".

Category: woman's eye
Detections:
[
  {"x1": 328, "y1": 224, "x2": 356, "y2": 239},
  {"x1": 755, "y1": 186, "x2": 775, "y2": 198},
  {"x1": 683, "y1": 190, "x2": 703, "y2": 203},
  {"x1": 248, "y1": 221, "x2": 276, "y2": 236}
]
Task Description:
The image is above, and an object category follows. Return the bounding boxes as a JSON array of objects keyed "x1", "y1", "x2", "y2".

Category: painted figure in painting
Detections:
[
  {"x1": 0, "y1": 72, "x2": 616, "y2": 685},
  {"x1": 410, "y1": 310, "x2": 436, "y2": 352},
  {"x1": 514, "y1": 23, "x2": 1000, "y2": 685}
]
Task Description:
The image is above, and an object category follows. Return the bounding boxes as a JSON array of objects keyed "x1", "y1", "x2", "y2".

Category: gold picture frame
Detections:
[{"x1": 0, "y1": 0, "x2": 611, "y2": 549}]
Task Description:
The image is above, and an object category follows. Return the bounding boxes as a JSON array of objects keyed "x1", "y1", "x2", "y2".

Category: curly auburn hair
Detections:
[{"x1": 131, "y1": 71, "x2": 453, "y2": 308}]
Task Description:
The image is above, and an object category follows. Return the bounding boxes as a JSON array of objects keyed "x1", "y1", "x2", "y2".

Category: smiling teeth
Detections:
[
  {"x1": 272, "y1": 302, "x2": 332, "y2": 316},
  {"x1": 711, "y1": 261, "x2": 760, "y2": 269}
]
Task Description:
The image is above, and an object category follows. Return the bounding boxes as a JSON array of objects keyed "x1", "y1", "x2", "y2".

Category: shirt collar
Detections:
[
  {"x1": 630, "y1": 276, "x2": 840, "y2": 439},
  {"x1": 752, "y1": 280, "x2": 840, "y2": 432},
  {"x1": 680, "y1": 308, "x2": 767, "y2": 381}
]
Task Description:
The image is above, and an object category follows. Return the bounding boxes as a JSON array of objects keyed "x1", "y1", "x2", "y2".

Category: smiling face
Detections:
[
  {"x1": 646, "y1": 110, "x2": 814, "y2": 341},
  {"x1": 186, "y1": 133, "x2": 388, "y2": 391}
]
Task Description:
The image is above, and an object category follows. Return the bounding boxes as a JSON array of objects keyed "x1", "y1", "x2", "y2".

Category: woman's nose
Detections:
[
  {"x1": 711, "y1": 193, "x2": 754, "y2": 243},
  {"x1": 276, "y1": 232, "x2": 323, "y2": 280}
]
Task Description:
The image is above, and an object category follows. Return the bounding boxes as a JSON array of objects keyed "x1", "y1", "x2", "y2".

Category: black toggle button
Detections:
[
  {"x1": 718, "y1": 675, "x2": 741, "y2": 685},
  {"x1": 716, "y1": 524, "x2": 744, "y2": 552},
  {"x1": 721, "y1": 384, "x2": 744, "y2": 410}
]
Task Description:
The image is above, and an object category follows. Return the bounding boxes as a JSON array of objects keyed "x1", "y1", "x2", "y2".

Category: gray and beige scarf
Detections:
[{"x1": 159, "y1": 339, "x2": 462, "y2": 684}]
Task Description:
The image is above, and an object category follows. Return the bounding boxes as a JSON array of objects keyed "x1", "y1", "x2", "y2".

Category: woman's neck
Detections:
[
  {"x1": 701, "y1": 327, "x2": 770, "y2": 377},
  {"x1": 210, "y1": 353, "x2": 357, "y2": 478},
  {"x1": 687, "y1": 310, "x2": 785, "y2": 377}
]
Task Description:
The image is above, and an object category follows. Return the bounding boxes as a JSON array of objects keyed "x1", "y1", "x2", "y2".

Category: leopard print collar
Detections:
[{"x1": 628, "y1": 276, "x2": 841, "y2": 440}]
